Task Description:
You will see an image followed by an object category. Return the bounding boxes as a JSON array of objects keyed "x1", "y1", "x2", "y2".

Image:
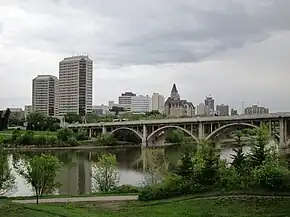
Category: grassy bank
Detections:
[
  {"x1": 2, "y1": 196, "x2": 290, "y2": 216},
  {"x1": 0, "y1": 130, "x2": 57, "y2": 136}
]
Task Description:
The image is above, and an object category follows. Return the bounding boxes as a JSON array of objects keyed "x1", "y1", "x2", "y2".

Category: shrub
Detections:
[
  {"x1": 34, "y1": 135, "x2": 47, "y2": 147},
  {"x1": 216, "y1": 162, "x2": 242, "y2": 190},
  {"x1": 57, "y1": 128, "x2": 73, "y2": 142},
  {"x1": 251, "y1": 162, "x2": 290, "y2": 191},
  {"x1": 20, "y1": 131, "x2": 34, "y2": 146},
  {"x1": 138, "y1": 174, "x2": 186, "y2": 201},
  {"x1": 75, "y1": 130, "x2": 88, "y2": 141},
  {"x1": 46, "y1": 136, "x2": 57, "y2": 146},
  {"x1": 111, "y1": 185, "x2": 140, "y2": 194}
]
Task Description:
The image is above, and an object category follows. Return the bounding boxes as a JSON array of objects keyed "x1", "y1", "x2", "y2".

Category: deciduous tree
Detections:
[{"x1": 15, "y1": 154, "x2": 61, "y2": 204}]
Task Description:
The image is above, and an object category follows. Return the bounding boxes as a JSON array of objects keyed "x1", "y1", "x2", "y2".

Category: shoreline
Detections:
[{"x1": 2, "y1": 143, "x2": 175, "y2": 151}]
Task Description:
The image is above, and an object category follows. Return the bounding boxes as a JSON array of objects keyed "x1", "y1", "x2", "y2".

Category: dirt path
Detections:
[{"x1": 12, "y1": 195, "x2": 138, "y2": 204}]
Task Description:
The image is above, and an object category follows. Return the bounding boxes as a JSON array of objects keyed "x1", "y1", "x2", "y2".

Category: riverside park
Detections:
[{"x1": 2, "y1": 111, "x2": 290, "y2": 216}]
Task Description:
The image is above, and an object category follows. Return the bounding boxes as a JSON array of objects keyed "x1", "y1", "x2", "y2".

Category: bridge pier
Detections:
[
  {"x1": 199, "y1": 122, "x2": 204, "y2": 140},
  {"x1": 102, "y1": 126, "x2": 106, "y2": 134},
  {"x1": 142, "y1": 124, "x2": 147, "y2": 148}
]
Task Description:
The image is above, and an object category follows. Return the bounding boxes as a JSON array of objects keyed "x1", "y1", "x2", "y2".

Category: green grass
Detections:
[{"x1": 3, "y1": 197, "x2": 290, "y2": 217}]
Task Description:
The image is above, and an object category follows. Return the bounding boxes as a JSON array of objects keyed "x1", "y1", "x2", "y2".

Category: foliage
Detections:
[
  {"x1": 15, "y1": 154, "x2": 61, "y2": 204},
  {"x1": 251, "y1": 161, "x2": 290, "y2": 191},
  {"x1": 176, "y1": 150, "x2": 194, "y2": 179},
  {"x1": 26, "y1": 112, "x2": 60, "y2": 131},
  {"x1": 57, "y1": 128, "x2": 73, "y2": 142},
  {"x1": 75, "y1": 130, "x2": 88, "y2": 141},
  {"x1": 142, "y1": 149, "x2": 169, "y2": 185},
  {"x1": 93, "y1": 153, "x2": 119, "y2": 192},
  {"x1": 111, "y1": 184, "x2": 140, "y2": 194},
  {"x1": 0, "y1": 109, "x2": 10, "y2": 131},
  {"x1": 96, "y1": 133, "x2": 117, "y2": 146},
  {"x1": 64, "y1": 113, "x2": 82, "y2": 124},
  {"x1": 216, "y1": 161, "x2": 242, "y2": 190},
  {"x1": 249, "y1": 124, "x2": 272, "y2": 168},
  {"x1": 165, "y1": 129, "x2": 184, "y2": 144},
  {"x1": 0, "y1": 153, "x2": 15, "y2": 195}
]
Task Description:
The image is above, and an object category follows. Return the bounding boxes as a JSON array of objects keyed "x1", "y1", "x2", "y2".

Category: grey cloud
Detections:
[{"x1": 2, "y1": 0, "x2": 290, "y2": 66}]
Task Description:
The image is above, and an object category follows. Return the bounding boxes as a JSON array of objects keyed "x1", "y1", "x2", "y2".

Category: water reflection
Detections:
[{"x1": 7, "y1": 145, "x2": 270, "y2": 196}]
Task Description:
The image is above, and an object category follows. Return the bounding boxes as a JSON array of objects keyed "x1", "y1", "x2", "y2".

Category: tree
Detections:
[
  {"x1": 26, "y1": 112, "x2": 46, "y2": 131},
  {"x1": 64, "y1": 113, "x2": 82, "y2": 124},
  {"x1": 93, "y1": 153, "x2": 119, "y2": 192},
  {"x1": 0, "y1": 153, "x2": 15, "y2": 195},
  {"x1": 57, "y1": 128, "x2": 73, "y2": 142},
  {"x1": 249, "y1": 125, "x2": 272, "y2": 168},
  {"x1": 0, "y1": 109, "x2": 11, "y2": 131},
  {"x1": 230, "y1": 131, "x2": 246, "y2": 174},
  {"x1": 176, "y1": 150, "x2": 194, "y2": 179},
  {"x1": 15, "y1": 154, "x2": 61, "y2": 204}
]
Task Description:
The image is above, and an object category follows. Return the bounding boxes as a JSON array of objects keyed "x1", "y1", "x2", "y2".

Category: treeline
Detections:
[
  {"x1": 1, "y1": 128, "x2": 88, "y2": 148},
  {"x1": 138, "y1": 125, "x2": 290, "y2": 201}
]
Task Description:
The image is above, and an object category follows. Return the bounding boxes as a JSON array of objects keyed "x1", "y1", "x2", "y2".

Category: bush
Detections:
[
  {"x1": 46, "y1": 136, "x2": 57, "y2": 146},
  {"x1": 75, "y1": 130, "x2": 88, "y2": 141},
  {"x1": 251, "y1": 162, "x2": 290, "y2": 191},
  {"x1": 34, "y1": 135, "x2": 47, "y2": 147},
  {"x1": 216, "y1": 162, "x2": 243, "y2": 190},
  {"x1": 66, "y1": 137, "x2": 79, "y2": 147},
  {"x1": 20, "y1": 131, "x2": 34, "y2": 146},
  {"x1": 111, "y1": 185, "x2": 140, "y2": 194},
  {"x1": 138, "y1": 175, "x2": 186, "y2": 201}
]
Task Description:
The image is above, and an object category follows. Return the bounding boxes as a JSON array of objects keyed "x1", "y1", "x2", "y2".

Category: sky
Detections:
[{"x1": 0, "y1": 0, "x2": 290, "y2": 112}]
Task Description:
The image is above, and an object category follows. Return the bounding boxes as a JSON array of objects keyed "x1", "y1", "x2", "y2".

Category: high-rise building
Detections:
[
  {"x1": 197, "y1": 103, "x2": 209, "y2": 116},
  {"x1": 151, "y1": 93, "x2": 165, "y2": 113},
  {"x1": 216, "y1": 104, "x2": 229, "y2": 116},
  {"x1": 231, "y1": 108, "x2": 238, "y2": 116},
  {"x1": 131, "y1": 95, "x2": 152, "y2": 113},
  {"x1": 58, "y1": 56, "x2": 93, "y2": 116},
  {"x1": 32, "y1": 75, "x2": 59, "y2": 116},
  {"x1": 118, "y1": 92, "x2": 136, "y2": 112},
  {"x1": 204, "y1": 95, "x2": 214, "y2": 112},
  {"x1": 244, "y1": 105, "x2": 269, "y2": 115}
]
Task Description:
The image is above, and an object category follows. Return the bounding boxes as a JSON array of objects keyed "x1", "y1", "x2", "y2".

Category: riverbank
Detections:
[{"x1": 3, "y1": 195, "x2": 290, "y2": 216}]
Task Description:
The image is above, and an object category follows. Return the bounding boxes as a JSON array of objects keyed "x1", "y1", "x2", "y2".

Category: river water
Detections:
[{"x1": 6, "y1": 145, "x2": 255, "y2": 196}]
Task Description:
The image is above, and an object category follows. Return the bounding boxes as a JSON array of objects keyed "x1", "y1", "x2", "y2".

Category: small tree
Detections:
[
  {"x1": 230, "y1": 131, "x2": 246, "y2": 174},
  {"x1": 176, "y1": 150, "x2": 194, "y2": 179},
  {"x1": 0, "y1": 153, "x2": 15, "y2": 195},
  {"x1": 93, "y1": 153, "x2": 119, "y2": 192},
  {"x1": 15, "y1": 154, "x2": 61, "y2": 204},
  {"x1": 57, "y1": 128, "x2": 73, "y2": 142}
]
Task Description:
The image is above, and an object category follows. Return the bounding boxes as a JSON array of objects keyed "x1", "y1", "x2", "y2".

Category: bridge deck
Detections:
[{"x1": 66, "y1": 112, "x2": 290, "y2": 128}]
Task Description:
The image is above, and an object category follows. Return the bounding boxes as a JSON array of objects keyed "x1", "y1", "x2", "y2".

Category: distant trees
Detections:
[
  {"x1": 15, "y1": 154, "x2": 61, "y2": 204},
  {"x1": 26, "y1": 112, "x2": 60, "y2": 131},
  {"x1": 0, "y1": 108, "x2": 11, "y2": 131}
]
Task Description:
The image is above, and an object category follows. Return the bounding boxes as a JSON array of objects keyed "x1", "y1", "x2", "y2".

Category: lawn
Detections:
[{"x1": 2, "y1": 197, "x2": 290, "y2": 217}]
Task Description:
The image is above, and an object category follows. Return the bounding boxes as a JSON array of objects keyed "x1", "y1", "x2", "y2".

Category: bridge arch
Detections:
[
  {"x1": 147, "y1": 125, "x2": 199, "y2": 143},
  {"x1": 205, "y1": 123, "x2": 259, "y2": 141},
  {"x1": 110, "y1": 127, "x2": 143, "y2": 140}
]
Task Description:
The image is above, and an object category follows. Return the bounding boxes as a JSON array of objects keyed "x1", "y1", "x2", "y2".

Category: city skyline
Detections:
[{"x1": 1, "y1": 1, "x2": 290, "y2": 112}]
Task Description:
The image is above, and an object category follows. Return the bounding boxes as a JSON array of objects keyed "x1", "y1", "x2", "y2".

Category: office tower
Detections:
[
  {"x1": 59, "y1": 56, "x2": 93, "y2": 116},
  {"x1": 151, "y1": 93, "x2": 165, "y2": 113},
  {"x1": 131, "y1": 95, "x2": 152, "y2": 113},
  {"x1": 118, "y1": 92, "x2": 136, "y2": 112},
  {"x1": 244, "y1": 105, "x2": 269, "y2": 115},
  {"x1": 204, "y1": 95, "x2": 214, "y2": 112},
  {"x1": 216, "y1": 104, "x2": 229, "y2": 116},
  {"x1": 32, "y1": 75, "x2": 59, "y2": 116}
]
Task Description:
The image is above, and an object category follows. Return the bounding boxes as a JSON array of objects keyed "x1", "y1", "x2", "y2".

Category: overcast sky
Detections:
[{"x1": 0, "y1": 0, "x2": 290, "y2": 112}]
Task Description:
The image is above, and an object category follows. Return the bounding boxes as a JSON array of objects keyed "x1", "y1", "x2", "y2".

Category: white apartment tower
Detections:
[
  {"x1": 131, "y1": 95, "x2": 152, "y2": 113},
  {"x1": 32, "y1": 75, "x2": 59, "y2": 116},
  {"x1": 59, "y1": 56, "x2": 93, "y2": 116},
  {"x1": 152, "y1": 93, "x2": 165, "y2": 113}
]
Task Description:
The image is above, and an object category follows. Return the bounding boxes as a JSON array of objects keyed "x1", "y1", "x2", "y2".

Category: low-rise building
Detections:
[
  {"x1": 118, "y1": 92, "x2": 136, "y2": 112},
  {"x1": 244, "y1": 105, "x2": 269, "y2": 115},
  {"x1": 197, "y1": 103, "x2": 209, "y2": 116},
  {"x1": 231, "y1": 108, "x2": 238, "y2": 116},
  {"x1": 216, "y1": 104, "x2": 229, "y2": 116},
  {"x1": 151, "y1": 93, "x2": 165, "y2": 113},
  {"x1": 9, "y1": 108, "x2": 25, "y2": 119},
  {"x1": 92, "y1": 105, "x2": 110, "y2": 116}
]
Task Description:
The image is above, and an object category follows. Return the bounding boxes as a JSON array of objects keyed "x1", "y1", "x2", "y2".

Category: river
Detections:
[{"x1": 6, "y1": 145, "x2": 256, "y2": 196}]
